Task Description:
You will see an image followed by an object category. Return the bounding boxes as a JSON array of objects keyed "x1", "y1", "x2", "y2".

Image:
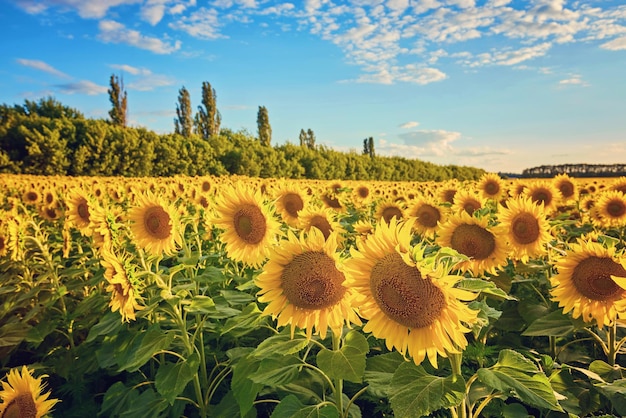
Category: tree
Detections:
[
  {"x1": 175, "y1": 86, "x2": 193, "y2": 138},
  {"x1": 108, "y1": 74, "x2": 127, "y2": 127},
  {"x1": 257, "y1": 105, "x2": 271, "y2": 147},
  {"x1": 195, "y1": 81, "x2": 221, "y2": 139},
  {"x1": 299, "y1": 129, "x2": 307, "y2": 147},
  {"x1": 363, "y1": 136, "x2": 375, "y2": 158},
  {"x1": 306, "y1": 128, "x2": 316, "y2": 150}
]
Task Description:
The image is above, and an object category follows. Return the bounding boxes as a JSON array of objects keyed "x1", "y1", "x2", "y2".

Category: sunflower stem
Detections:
[
  {"x1": 448, "y1": 352, "x2": 467, "y2": 418},
  {"x1": 607, "y1": 322, "x2": 617, "y2": 366},
  {"x1": 549, "y1": 335, "x2": 557, "y2": 359},
  {"x1": 332, "y1": 332, "x2": 344, "y2": 416}
]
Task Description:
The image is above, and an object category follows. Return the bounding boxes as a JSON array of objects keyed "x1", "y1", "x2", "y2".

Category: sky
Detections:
[{"x1": 1, "y1": 0, "x2": 626, "y2": 174}]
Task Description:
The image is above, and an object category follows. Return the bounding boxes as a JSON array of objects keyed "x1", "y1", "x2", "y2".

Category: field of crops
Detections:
[{"x1": 1, "y1": 173, "x2": 626, "y2": 418}]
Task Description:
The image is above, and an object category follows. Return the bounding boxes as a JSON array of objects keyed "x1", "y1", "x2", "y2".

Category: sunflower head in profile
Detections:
[
  {"x1": 374, "y1": 199, "x2": 405, "y2": 224},
  {"x1": 273, "y1": 183, "x2": 309, "y2": 228},
  {"x1": 451, "y1": 188, "x2": 486, "y2": 216},
  {"x1": 497, "y1": 196, "x2": 551, "y2": 263},
  {"x1": 352, "y1": 183, "x2": 373, "y2": 208},
  {"x1": 610, "y1": 176, "x2": 626, "y2": 195},
  {"x1": 552, "y1": 173, "x2": 578, "y2": 203},
  {"x1": 255, "y1": 228, "x2": 361, "y2": 340},
  {"x1": 437, "y1": 211, "x2": 509, "y2": 276},
  {"x1": 438, "y1": 180, "x2": 460, "y2": 204},
  {"x1": 0, "y1": 365, "x2": 59, "y2": 418},
  {"x1": 550, "y1": 239, "x2": 626, "y2": 327},
  {"x1": 590, "y1": 190, "x2": 626, "y2": 228},
  {"x1": 523, "y1": 180, "x2": 561, "y2": 213},
  {"x1": 127, "y1": 191, "x2": 183, "y2": 257},
  {"x1": 66, "y1": 189, "x2": 95, "y2": 235},
  {"x1": 0, "y1": 233, "x2": 7, "y2": 258},
  {"x1": 212, "y1": 183, "x2": 282, "y2": 268},
  {"x1": 344, "y1": 218, "x2": 478, "y2": 368},
  {"x1": 407, "y1": 196, "x2": 446, "y2": 239},
  {"x1": 477, "y1": 173, "x2": 505, "y2": 200},
  {"x1": 298, "y1": 205, "x2": 345, "y2": 243},
  {"x1": 100, "y1": 248, "x2": 144, "y2": 322},
  {"x1": 21, "y1": 188, "x2": 41, "y2": 207}
]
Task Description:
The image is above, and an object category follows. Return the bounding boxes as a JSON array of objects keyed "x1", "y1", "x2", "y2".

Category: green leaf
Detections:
[
  {"x1": 458, "y1": 278, "x2": 516, "y2": 300},
  {"x1": 589, "y1": 360, "x2": 623, "y2": 383},
  {"x1": 316, "y1": 331, "x2": 369, "y2": 383},
  {"x1": 389, "y1": 362, "x2": 465, "y2": 418},
  {"x1": 116, "y1": 326, "x2": 174, "y2": 372},
  {"x1": 231, "y1": 353, "x2": 264, "y2": 417},
  {"x1": 270, "y1": 395, "x2": 339, "y2": 418},
  {"x1": 250, "y1": 355, "x2": 302, "y2": 387},
  {"x1": 363, "y1": 352, "x2": 404, "y2": 398},
  {"x1": 220, "y1": 289, "x2": 255, "y2": 306},
  {"x1": 99, "y1": 382, "x2": 136, "y2": 417},
  {"x1": 594, "y1": 378, "x2": 626, "y2": 415},
  {"x1": 86, "y1": 311, "x2": 124, "y2": 342},
  {"x1": 155, "y1": 352, "x2": 200, "y2": 405},
  {"x1": 502, "y1": 402, "x2": 533, "y2": 418},
  {"x1": 184, "y1": 295, "x2": 215, "y2": 314},
  {"x1": 522, "y1": 309, "x2": 585, "y2": 337},
  {"x1": 252, "y1": 331, "x2": 309, "y2": 358},
  {"x1": 476, "y1": 350, "x2": 563, "y2": 412},
  {"x1": 221, "y1": 302, "x2": 264, "y2": 337},
  {"x1": 118, "y1": 387, "x2": 169, "y2": 418}
]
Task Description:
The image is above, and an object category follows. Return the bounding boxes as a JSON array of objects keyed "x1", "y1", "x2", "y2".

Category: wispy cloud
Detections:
[
  {"x1": 169, "y1": 8, "x2": 225, "y2": 39},
  {"x1": 558, "y1": 74, "x2": 590, "y2": 87},
  {"x1": 600, "y1": 36, "x2": 626, "y2": 50},
  {"x1": 17, "y1": 0, "x2": 142, "y2": 19},
  {"x1": 109, "y1": 64, "x2": 175, "y2": 91},
  {"x1": 16, "y1": 58, "x2": 71, "y2": 79},
  {"x1": 98, "y1": 20, "x2": 181, "y2": 54},
  {"x1": 399, "y1": 121, "x2": 419, "y2": 129},
  {"x1": 55, "y1": 80, "x2": 108, "y2": 95}
]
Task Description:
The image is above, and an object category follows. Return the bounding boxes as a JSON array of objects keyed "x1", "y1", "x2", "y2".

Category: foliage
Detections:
[
  {"x1": 195, "y1": 81, "x2": 221, "y2": 140},
  {"x1": 108, "y1": 74, "x2": 128, "y2": 128},
  {"x1": 175, "y1": 86, "x2": 194, "y2": 138},
  {"x1": 257, "y1": 106, "x2": 272, "y2": 147}
]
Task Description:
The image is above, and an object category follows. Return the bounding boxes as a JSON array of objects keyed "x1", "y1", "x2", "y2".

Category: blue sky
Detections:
[{"x1": 1, "y1": 0, "x2": 625, "y2": 174}]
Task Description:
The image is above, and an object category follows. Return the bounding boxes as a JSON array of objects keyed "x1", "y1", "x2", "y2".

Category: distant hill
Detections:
[{"x1": 520, "y1": 163, "x2": 626, "y2": 178}]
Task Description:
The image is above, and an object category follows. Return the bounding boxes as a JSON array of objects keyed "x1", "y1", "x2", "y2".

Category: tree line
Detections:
[{"x1": 0, "y1": 76, "x2": 485, "y2": 181}]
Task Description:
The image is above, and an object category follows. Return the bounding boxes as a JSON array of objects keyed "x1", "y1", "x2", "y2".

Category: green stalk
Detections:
[
  {"x1": 448, "y1": 352, "x2": 467, "y2": 418},
  {"x1": 607, "y1": 322, "x2": 617, "y2": 366},
  {"x1": 332, "y1": 332, "x2": 344, "y2": 416}
]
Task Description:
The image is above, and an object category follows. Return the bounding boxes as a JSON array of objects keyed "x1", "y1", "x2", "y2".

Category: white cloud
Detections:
[
  {"x1": 109, "y1": 64, "x2": 175, "y2": 90},
  {"x1": 16, "y1": 58, "x2": 71, "y2": 78},
  {"x1": 17, "y1": 0, "x2": 142, "y2": 18},
  {"x1": 169, "y1": 8, "x2": 224, "y2": 39},
  {"x1": 399, "y1": 121, "x2": 419, "y2": 129},
  {"x1": 600, "y1": 36, "x2": 626, "y2": 50},
  {"x1": 558, "y1": 74, "x2": 589, "y2": 86},
  {"x1": 98, "y1": 20, "x2": 181, "y2": 54},
  {"x1": 55, "y1": 80, "x2": 108, "y2": 95}
]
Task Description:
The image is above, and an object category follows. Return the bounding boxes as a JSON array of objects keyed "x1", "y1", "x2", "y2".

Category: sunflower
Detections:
[
  {"x1": 407, "y1": 196, "x2": 446, "y2": 239},
  {"x1": 0, "y1": 365, "x2": 59, "y2": 418},
  {"x1": 374, "y1": 199, "x2": 405, "y2": 224},
  {"x1": 438, "y1": 180, "x2": 459, "y2": 204},
  {"x1": 255, "y1": 228, "x2": 361, "y2": 340},
  {"x1": 437, "y1": 211, "x2": 509, "y2": 276},
  {"x1": 552, "y1": 173, "x2": 578, "y2": 203},
  {"x1": 550, "y1": 239, "x2": 626, "y2": 327},
  {"x1": 100, "y1": 248, "x2": 143, "y2": 322},
  {"x1": 609, "y1": 176, "x2": 626, "y2": 194},
  {"x1": 523, "y1": 180, "x2": 561, "y2": 213},
  {"x1": 37, "y1": 204, "x2": 63, "y2": 222},
  {"x1": 498, "y1": 196, "x2": 551, "y2": 263},
  {"x1": 0, "y1": 233, "x2": 7, "y2": 258},
  {"x1": 353, "y1": 219, "x2": 375, "y2": 244},
  {"x1": 591, "y1": 190, "x2": 626, "y2": 228},
  {"x1": 344, "y1": 218, "x2": 478, "y2": 368},
  {"x1": 212, "y1": 183, "x2": 281, "y2": 268},
  {"x1": 451, "y1": 189, "x2": 486, "y2": 216},
  {"x1": 298, "y1": 205, "x2": 345, "y2": 242},
  {"x1": 477, "y1": 173, "x2": 505, "y2": 200},
  {"x1": 65, "y1": 189, "x2": 94, "y2": 235},
  {"x1": 273, "y1": 184, "x2": 309, "y2": 228},
  {"x1": 127, "y1": 191, "x2": 183, "y2": 257},
  {"x1": 21, "y1": 188, "x2": 41, "y2": 206},
  {"x1": 352, "y1": 183, "x2": 373, "y2": 208}
]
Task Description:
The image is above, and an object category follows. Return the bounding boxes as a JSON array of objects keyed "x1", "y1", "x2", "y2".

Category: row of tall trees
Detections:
[{"x1": 0, "y1": 97, "x2": 484, "y2": 181}]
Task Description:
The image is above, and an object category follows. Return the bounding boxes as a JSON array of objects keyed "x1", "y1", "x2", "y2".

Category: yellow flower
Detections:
[
  {"x1": 552, "y1": 173, "x2": 578, "y2": 203},
  {"x1": 65, "y1": 189, "x2": 94, "y2": 235},
  {"x1": 212, "y1": 183, "x2": 281, "y2": 268},
  {"x1": 0, "y1": 365, "x2": 59, "y2": 418},
  {"x1": 591, "y1": 190, "x2": 626, "y2": 228},
  {"x1": 407, "y1": 196, "x2": 446, "y2": 239},
  {"x1": 523, "y1": 180, "x2": 561, "y2": 213},
  {"x1": 550, "y1": 240, "x2": 626, "y2": 327},
  {"x1": 273, "y1": 183, "x2": 309, "y2": 228},
  {"x1": 374, "y1": 199, "x2": 405, "y2": 224},
  {"x1": 344, "y1": 218, "x2": 478, "y2": 368},
  {"x1": 476, "y1": 172, "x2": 505, "y2": 200},
  {"x1": 298, "y1": 205, "x2": 345, "y2": 242},
  {"x1": 100, "y1": 248, "x2": 143, "y2": 322},
  {"x1": 437, "y1": 211, "x2": 509, "y2": 276},
  {"x1": 451, "y1": 188, "x2": 487, "y2": 216},
  {"x1": 127, "y1": 191, "x2": 183, "y2": 257},
  {"x1": 255, "y1": 228, "x2": 361, "y2": 340},
  {"x1": 498, "y1": 196, "x2": 551, "y2": 263}
]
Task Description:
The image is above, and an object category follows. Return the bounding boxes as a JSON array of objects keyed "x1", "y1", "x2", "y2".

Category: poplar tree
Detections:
[
  {"x1": 108, "y1": 74, "x2": 127, "y2": 127},
  {"x1": 367, "y1": 136, "x2": 375, "y2": 158},
  {"x1": 257, "y1": 106, "x2": 271, "y2": 146},
  {"x1": 306, "y1": 128, "x2": 316, "y2": 150},
  {"x1": 175, "y1": 86, "x2": 193, "y2": 138},
  {"x1": 195, "y1": 81, "x2": 221, "y2": 139},
  {"x1": 299, "y1": 129, "x2": 307, "y2": 147}
]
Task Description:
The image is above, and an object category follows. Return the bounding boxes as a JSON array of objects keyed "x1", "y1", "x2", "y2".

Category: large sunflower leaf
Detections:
[
  {"x1": 316, "y1": 330, "x2": 369, "y2": 383},
  {"x1": 252, "y1": 331, "x2": 309, "y2": 358},
  {"x1": 363, "y1": 352, "x2": 405, "y2": 398},
  {"x1": 594, "y1": 378, "x2": 626, "y2": 415},
  {"x1": 270, "y1": 395, "x2": 339, "y2": 418},
  {"x1": 389, "y1": 362, "x2": 465, "y2": 418},
  {"x1": 155, "y1": 352, "x2": 200, "y2": 405},
  {"x1": 116, "y1": 326, "x2": 175, "y2": 372},
  {"x1": 522, "y1": 309, "x2": 586, "y2": 337},
  {"x1": 476, "y1": 350, "x2": 563, "y2": 412},
  {"x1": 231, "y1": 352, "x2": 264, "y2": 417},
  {"x1": 250, "y1": 355, "x2": 302, "y2": 387},
  {"x1": 458, "y1": 278, "x2": 516, "y2": 300}
]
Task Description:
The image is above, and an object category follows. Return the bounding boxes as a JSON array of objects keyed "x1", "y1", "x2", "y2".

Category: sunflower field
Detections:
[{"x1": 1, "y1": 172, "x2": 626, "y2": 418}]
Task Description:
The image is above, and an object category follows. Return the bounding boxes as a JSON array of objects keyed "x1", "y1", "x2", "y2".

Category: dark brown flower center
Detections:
[
  {"x1": 282, "y1": 193, "x2": 304, "y2": 218},
  {"x1": 1, "y1": 393, "x2": 37, "y2": 418},
  {"x1": 558, "y1": 181, "x2": 575, "y2": 198},
  {"x1": 443, "y1": 189, "x2": 456, "y2": 204},
  {"x1": 463, "y1": 199, "x2": 481, "y2": 215},
  {"x1": 144, "y1": 206, "x2": 172, "y2": 239},
  {"x1": 357, "y1": 187, "x2": 369, "y2": 199},
  {"x1": 381, "y1": 206, "x2": 403, "y2": 223},
  {"x1": 201, "y1": 181, "x2": 211, "y2": 192},
  {"x1": 370, "y1": 253, "x2": 446, "y2": 328},
  {"x1": 45, "y1": 192, "x2": 54, "y2": 204},
  {"x1": 322, "y1": 194, "x2": 342, "y2": 210},
  {"x1": 0, "y1": 236, "x2": 5, "y2": 251},
  {"x1": 77, "y1": 199, "x2": 90, "y2": 222},
  {"x1": 484, "y1": 181, "x2": 500, "y2": 196},
  {"x1": 309, "y1": 215, "x2": 332, "y2": 240},
  {"x1": 25, "y1": 192, "x2": 38, "y2": 203},
  {"x1": 511, "y1": 212, "x2": 540, "y2": 245},
  {"x1": 233, "y1": 204, "x2": 266, "y2": 244},
  {"x1": 450, "y1": 223, "x2": 496, "y2": 260},
  {"x1": 606, "y1": 199, "x2": 626, "y2": 218},
  {"x1": 415, "y1": 204, "x2": 440, "y2": 228},
  {"x1": 530, "y1": 188, "x2": 552, "y2": 206},
  {"x1": 571, "y1": 256, "x2": 626, "y2": 301},
  {"x1": 281, "y1": 251, "x2": 346, "y2": 309}
]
